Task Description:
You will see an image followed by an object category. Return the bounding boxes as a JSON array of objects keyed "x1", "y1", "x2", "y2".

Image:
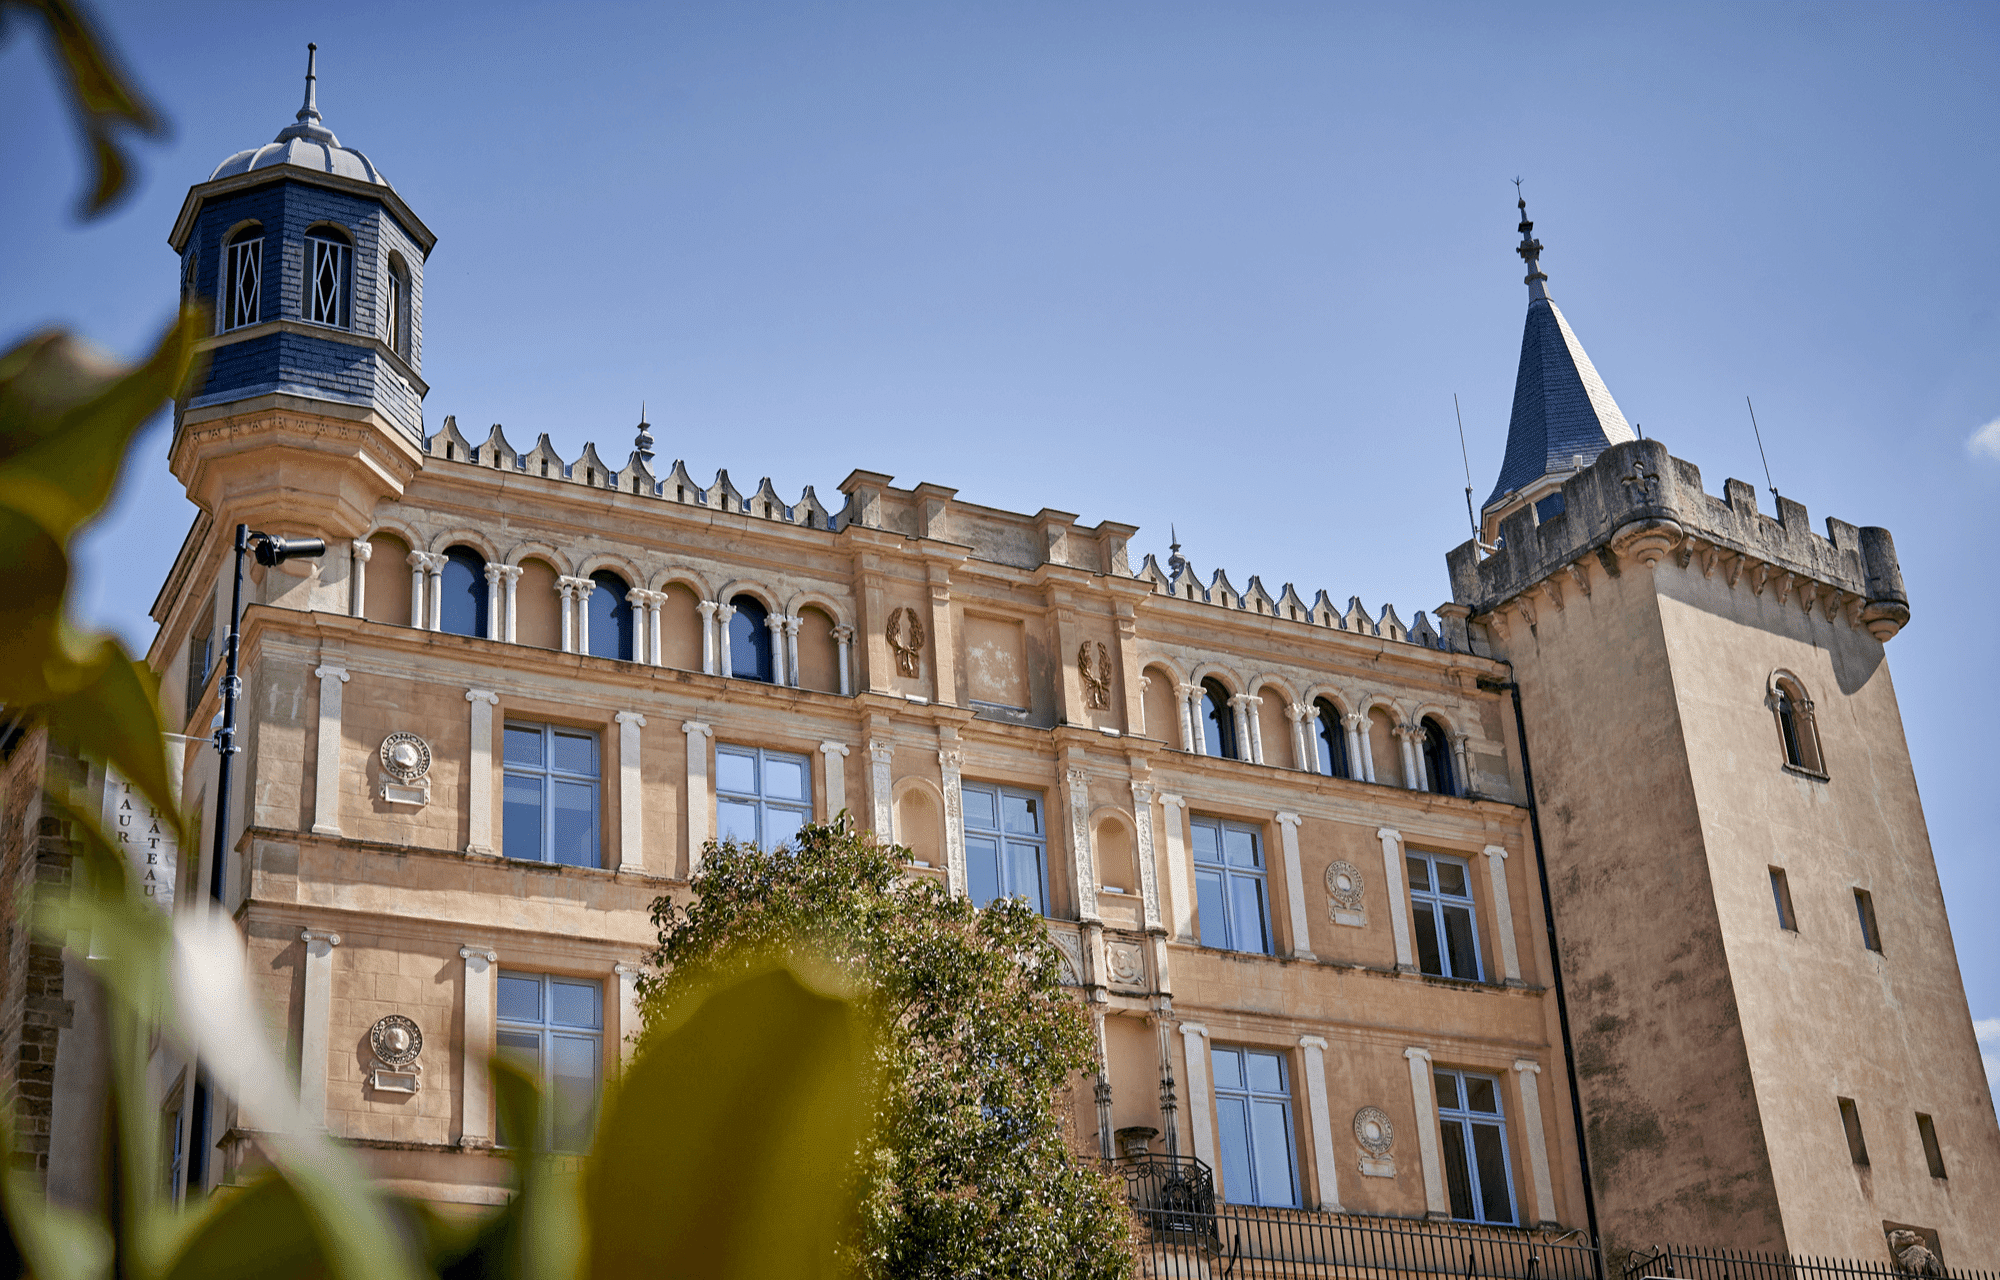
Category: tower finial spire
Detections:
[
  {"x1": 635, "y1": 402, "x2": 655, "y2": 465},
  {"x1": 298, "y1": 43, "x2": 321, "y2": 125},
  {"x1": 1167, "y1": 525, "x2": 1186, "y2": 576},
  {"x1": 1514, "y1": 181, "x2": 1548, "y2": 303}
]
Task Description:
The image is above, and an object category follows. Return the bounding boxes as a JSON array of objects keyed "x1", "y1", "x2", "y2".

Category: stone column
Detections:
[
  {"x1": 698, "y1": 601, "x2": 718, "y2": 675},
  {"x1": 939, "y1": 747, "x2": 967, "y2": 897},
  {"x1": 616, "y1": 712, "x2": 646, "y2": 872},
  {"x1": 867, "y1": 740, "x2": 894, "y2": 837},
  {"x1": 819, "y1": 742, "x2": 849, "y2": 819},
  {"x1": 1398, "y1": 725, "x2": 1422, "y2": 791},
  {"x1": 1275, "y1": 812, "x2": 1315, "y2": 961},
  {"x1": 784, "y1": 616, "x2": 802, "y2": 690},
  {"x1": 646, "y1": 593, "x2": 664, "y2": 666},
  {"x1": 1177, "y1": 684, "x2": 1201, "y2": 754},
  {"x1": 1344, "y1": 712, "x2": 1368, "y2": 783},
  {"x1": 558, "y1": 576, "x2": 592, "y2": 653},
  {"x1": 1483, "y1": 845, "x2": 1522, "y2": 984},
  {"x1": 1228, "y1": 695, "x2": 1253, "y2": 763},
  {"x1": 407, "y1": 550, "x2": 428, "y2": 629},
  {"x1": 682, "y1": 722, "x2": 713, "y2": 876},
  {"x1": 310, "y1": 665, "x2": 348, "y2": 837},
  {"x1": 1159, "y1": 794, "x2": 1192, "y2": 941},
  {"x1": 458, "y1": 945, "x2": 497, "y2": 1148},
  {"x1": 1512, "y1": 1059, "x2": 1558, "y2": 1226},
  {"x1": 765, "y1": 613, "x2": 789, "y2": 686},
  {"x1": 1286, "y1": 702, "x2": 1310, "y2": 771},
  {"x1": 499, "y1": 564, "x2": 521, "y2": 642},
  {"x1": 1179, "y1": 1022, "x2": 1215, "y2": 1172},
  {"x1": 483, "y1": 562, "x2": 506, "y2": 639},
  {"x1": 1241, "y1": 695, "x2": 1266, "y2": 764},
  {"x1": 1451, "y1": 734, "x2": 1472, "y2": 797},
  {"x1": 614, "y1": 963, "x2": 643, "y2": 1065},
  {"x1": 465, "y1": 690, "x2": 501, "y2": 857},
  {"x1": 625, "y1": 591, "x2": 649, "y2": 667},
  {"x1": 1155, "y1": 998, "x2": 1181, "y2": 1157},
  {"x1": 1092, "y1": 1008, "x2": 1114, "y2": 1160},
  {"x1": 425, "y1": 555, "x2": 444, "y2": 631},
  {"x1": 715, "y1": 603, "x2": 736, "y2": 678},
  {"x1": 1130, "y1": 782, "x2": 1162, "y2": 931},
  {"x1": 300, "y1": 929, "x2": 341, "y2": 1130},
  {"x1": 1378, "y1": 827, "x2": 1414, "y2": 969},
  {"x1": 1299, "y1": 1035, "x2": 1343, "y2": 1212},
  {"x1": 830, "y1": 625, "x2": 854, "y2": 696},
  {"x1": 1065, "y1": 766, "x2": 1097, "y2": 923},
  {"x1": 1405, "y1": 1047, "x2": 1448, "y2": 1219},
  {"x1": 348, "y1": 539, "x2": 370, "y2": 618}
]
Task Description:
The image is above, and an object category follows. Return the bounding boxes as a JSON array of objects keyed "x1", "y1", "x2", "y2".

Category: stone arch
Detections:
[
  {"x1": 1408, "y1": 704, "x2": 1462, "y2": 740},
  {"x1": 360, "y1": 525, "x2": 415, "y2": 627},
  {"x1": 1301, "y1": 684, "x2": 1354, "y2": 718},
  {"x1": 503, "y1": 538, "x2": 572, "y2": 575},
  {"x1": 782, "y1": 589, "x2": 852, "y2": 629},
  {"x1": 794, "y1": 604, "x2": 844, "y2": 694},
  {"x1": 715, "y1": 578, "x2": 780, "y2": 611},
  {"x1": 891, "y1": 776, "x2": 946, "y2": 869},
  {"x1": 1249, "y1": 674, "x2": 1300, "y2": 768},
  {"x1": 1186, "y1": 662, "x2": 1241, "y2": 694},
  {"x1": 1140, "y1": 662, "x2": 1184, "y2": 744},
  {"x1": 364, "y1": 515, "x2": 426, "y2": 550},
  {"x1": 1767, "y1": 668, "x2": 1824, "y2": 774},
  {"x1": 576, "y1": 552, "x2": 644, "y2": 590},
  {"x1": 1090, "y1": 805, "x2": 1138, "y2": 897},
  {"x1": 649, "y1": 565, "x2": 714, "y2": 600},
  {"x1": 428, "y1": 526, "x2": 501, "y2": 561}
]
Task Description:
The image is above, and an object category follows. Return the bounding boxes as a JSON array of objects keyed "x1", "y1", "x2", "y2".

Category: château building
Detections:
[{"x1": 7, "y1": 47, "x2": 1996, "y2": 1272}]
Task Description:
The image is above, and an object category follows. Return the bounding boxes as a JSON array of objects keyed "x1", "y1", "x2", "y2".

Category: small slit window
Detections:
[
  {"x1": 385, "y1": 252, "x2": 412, "y2": 357},
  {"x1": 1838, "y1": 1096, "x2": 1869, "y2": 1166},
  {"x1": 1916, "y1": 1113, "x2": 1946, "y2": 1179},
  {"x1": 1854, "y1": 888, "x2": 1882, "y2": 953},
  {"x1": 1769, "y1": 867, "x2": 1796, "y2": 932},
  {"x1": 304, "y1": 228, "x2": 352, "y2": 328},
  {"x1": 1770, "y1": 671, "x2": 1825, "y2": 777}
]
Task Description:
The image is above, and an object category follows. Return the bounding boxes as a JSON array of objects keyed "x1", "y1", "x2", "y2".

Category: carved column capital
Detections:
[
  {"x1": 314, "y1": 665, "x2": 349, "y2": 683},
  {"x1": 350, "y1": 538, "x2": 373, "y2": 562},
  {"x1": 466, "y1": 689, "x2": 500, "y2": 706},
  {"x1": 818, "y1": 741, "x2": 850, "y2": 758},
  {"x1": 1403, "y1": 1046, "x2": 1433, "y2": 1063}
]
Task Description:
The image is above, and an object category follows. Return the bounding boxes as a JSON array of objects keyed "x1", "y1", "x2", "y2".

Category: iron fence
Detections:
[
  {"x1": 1623, "y1": 1243, "x2": 1993, "y2": 1280},
  {"x1": 1129, "y1": 1203, "x2": 1600, "y2": 1278}
]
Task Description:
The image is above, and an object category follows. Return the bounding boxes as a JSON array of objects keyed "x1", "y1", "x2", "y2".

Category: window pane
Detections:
[
  {"x1": 1197, "y1": 870, "x2": 1230, "y2": 949},
  {"x1": 503, "y1": 774, "x2": 544, "y2": 861},
  {"x1": 1248, "y1": 1099, "x2": 1298, "y2": 1207},
  {"x1": 1190, "y1": 820, "x2": 1220, "y2": 865},
  {"x1": 762, "y1": 754, "x2": 806, "y2": 801},
  {"x1": 1006, "y1": 841, "x2": 1046, "y2": 915},
  {"x1": 1244, "y1": 1050, "x2": 1284, "y2": 1094},
  {"x1": 1002, "y1": 792, "x2": 1039, "y2": 835},
  {"x1": 1215, "y1": 1096, "x2": 1255, "y2": 1205},
  {"x1": 1407, "y1": 855, "x2": 1432, "y2": 892},
  {"x1": 1433, "y1": 1071, "x2": 1460, "y2": 1111},
  {"x1": 494, "y1": 1029, "x2": 540, "y2": 1148},
  {"x1": 1471, "y1": 1122, "x2": 1514, "y2": 1223},
  {"x1": 552, "y1": 780, "x2": 596, "y2": 867},
  {"x1": 550, "y1": 1033, "x2": 599, "y2": 1152},
  {"x1": 504, "y1": 724, "x2": 543, "y2": 767},
  {"x1": 962, "y1": 786, "x2": 997, "y2": 831},
  {"x1": 1210, "y1": 1046, "x2": 1243, "y2": 1091},
  {"x1": 553, "y1": 731, "x2": 597, "y2": 777},
  {"x1": 498, "y1": 976, "x2": 542, "y2": 1023},
  {"x1": 1435, "y1": 860, "x2": 1469, "y2": 897},
  {"x1": 715, "y1": 748, "x2": 756, "y2": 797},
  {"x1": 1443, "y1": 904, "x2": 1480, "y2": 980},
  {"x1": 1230, "y1": 874, "x2": 1270, "y2": 954},
  {"x1": 966, "y1": 835, "x2": 1002, "y2": 907},
  {"x1": 550, "y1": 980, "x2": 600, "y2": 1029},
  {"x1": 1465, "y1": 1076, "x2": 1498, "y2": 1113},
  {"x1": 765, "y1": 806, "x2": 806, "y2": 850},
  {"x1": 1223, "y1": 825, "x2": 1259, "y2": 868},
  {"x1": 1413, "y1": 904, "x2": 1444, "y2": 976},
  {"x1": 1440, "y1": 1120, "x2": 1476, "y2": 1220},
  {"x1": 717, "y1": 800, "x2": 759, "y2": 845}
]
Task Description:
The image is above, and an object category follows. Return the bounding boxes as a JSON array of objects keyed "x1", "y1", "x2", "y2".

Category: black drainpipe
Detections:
[{"x1": 1479, "y1": 673, "x2": 1603, "y2": 1276}]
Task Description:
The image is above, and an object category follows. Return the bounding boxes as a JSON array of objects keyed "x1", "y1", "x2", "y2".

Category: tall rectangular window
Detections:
[
  {"x1": 183, "y1": 598, "x2": 214, "y2": 718},
  {"x1": 496, "y1": 972, "x2": 601, "y2": 1152},
  {"x1": 962, "y1": 783, "x2": 1047, "y2": 913},
  {"x1": 715, "y1": 745, "x2": 811, "y2": 851},
  {"x1": 1408, "y1": 851, "x2": 1482, "y2": 980},
  {"x1": 1916, "y1": 1113, "x2": 1946, "y2": 1179},
  {"x1": 1434, "y1": 1069, "x2": 1517, "y2": 1225},
  {"x1": 385, "y1": 268, "x2": 408, "y2": 356},
  {"x1": 503, "y1": 723, "x2": 600, "y2": 867},
  {"x1": 1211, "y1": 1045, "x2": 1298, "y2": 1208},
  {"x1": 1838, "y1": 1097, "x2": 1870, "y2": 1165},
  {"x1": 1769, "y1": 867, "x2": 1796, "y2": 932},
  {"x1": 224, "y1": 235, "x2": 261, "y2": 330},
  {"x1": 1854, "y1": 888, "x2": 1882, "y2": 953},
  {"x1": 1191, "y1": 817, "x2": 1271, "y2": 954},
  {"x1": 305, "y1": 234, "x2": 350, "y2": 328}
]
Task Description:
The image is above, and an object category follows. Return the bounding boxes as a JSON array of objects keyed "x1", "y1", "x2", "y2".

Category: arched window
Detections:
[
  {"x1": 1421, "y1": 717, "x2": 1456, "y2": 796},
  {"x1": 729, "y1": 595, "x2": 772, "y2": 682},
  {"x1": 385, "y1": 252, "x2": 412, "y2": 358},
  {"x1": 304, "y1": 225, "x2": 352, "y2": 328},
  {"x1": 587, "y1": 571, "x2": 633, "y2": 661},
  {"x1": 439, "y1": 546, "x2": 488, "y2": 638},
  {"x1": 223, "y1": 223, "x2": 264, "y2": 331},
  {"x1": 1314, "y1": 698, "x2": 1350, "y2": 779},
  {"x1": 1772, "y1": 673, "x2": 1825, "y2": 776},
  {"x1": 1200, "y1": 678, "x2": 1237, "y2": 760}
]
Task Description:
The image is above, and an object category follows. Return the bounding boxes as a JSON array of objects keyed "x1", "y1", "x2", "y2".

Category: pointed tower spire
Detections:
[
  {"x1": 635, "y1": 402, "x2": 655, "y2": 465},
  {"x1": 298, "y1": 43, "x2": 321, "y2": 125},
  {"x1": 1167, "y1": 526, "x2": 1186, "y2": 576},
  {"x1": 1482, "y1": 193, "x2": 1634, "y2": 524}
]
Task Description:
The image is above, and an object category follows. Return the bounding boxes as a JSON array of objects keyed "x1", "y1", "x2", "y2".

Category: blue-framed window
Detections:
[
  {"x1": 440, "y1": 545, "x2": 488, "y2": 638},
  {"x1": 961, "y1": 783, "x2": 1047, "y2": 914},
  {"x1": 1212, "y1": 1045, "x2": 1298, "y2": 1207},
  {"x1": 1192, "y1": 816, "x2": 1271, "y2": 954},
  {"x1": 496, "y1": 972, "x2": 602, "y2": 1152},
  {"x1": 587, "y1": 571, "x2": 633, "y2": 660},
  {"x1": 729, "y1": 594, "x2": 772, "y2": 682},
  {"x1": 1407, "y1": 851, "x2": 1481, "y2": 980},
  {"x1": 1434, "y1": 1068, "x2": 1516, "y2": 1224},
  {"x1": 716, "y1": 745, "x2": 811, "y2": 850},
  {"x1": 1313, "y1": 698, "x2": 1349, "y2": 779},
  {"x1": 502, "y1": 723, "x2": 600, "y2": 867},
  {"x1": 1199, "y1": 678, "x2": 1238, "y2": 759}
]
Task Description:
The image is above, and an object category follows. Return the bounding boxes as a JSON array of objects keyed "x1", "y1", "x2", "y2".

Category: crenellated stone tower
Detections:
[{"x1": 1448, "y1": 203, "x2": 2000, "y2": 1264}]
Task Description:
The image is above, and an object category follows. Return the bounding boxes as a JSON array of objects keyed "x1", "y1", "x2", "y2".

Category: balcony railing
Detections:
[{"x1": 1624, "y1": 1243, "x2": 1996, "y2": 1280}]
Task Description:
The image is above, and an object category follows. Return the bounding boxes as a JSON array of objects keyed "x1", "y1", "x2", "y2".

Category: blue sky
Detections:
[{"x1": 3, "y1": 2, "x2": 1995, "y2": 1090}]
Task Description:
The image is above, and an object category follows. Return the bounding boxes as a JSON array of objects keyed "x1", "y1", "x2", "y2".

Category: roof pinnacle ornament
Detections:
[
  {"x1": 298, "y1": 43, "x2": 321, "y2": 125},
  {"x1": 1167, "y1": 525, "x2": 1186, "y2": 577},
  {"x1": 273, "y1": 42, "x2": 338, "y2": 146},
  {"x1": 1514, "y1": 183, "x2": 1548, "y2": 303},
  {"x1": 635, "y1": 402, "x2": 655, "y2": 465}
]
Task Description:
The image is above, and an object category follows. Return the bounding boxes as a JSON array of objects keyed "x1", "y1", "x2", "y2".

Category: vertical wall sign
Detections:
[{"x1": 101, "y1": 766, "x2": 179, "y2": 909}]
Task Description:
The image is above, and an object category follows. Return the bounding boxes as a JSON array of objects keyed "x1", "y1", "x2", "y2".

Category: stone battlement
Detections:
[{"x1": 1445, "y1": 438, "x2": 1910, "y2": 639}]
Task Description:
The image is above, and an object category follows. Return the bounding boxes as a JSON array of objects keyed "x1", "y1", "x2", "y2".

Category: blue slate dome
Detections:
[{"x1": 208, "y1": 44, "x2": 390, "y2": 188}]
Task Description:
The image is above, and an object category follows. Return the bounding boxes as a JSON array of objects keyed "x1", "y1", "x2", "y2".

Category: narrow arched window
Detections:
[
  {"x1": 587, "y1": 571, "x2": 633, "y2": 661},
  {"x1": 1421, "y1": 717, "x2": 1456, "y2": 796},
  {"x1": 304, "y1": 226, "x2": 352, "y2": 328},
  {"x1": 1200, "y1": 678, "x2": 1237, "y2": 760},
  {"x1": 729, "y1": 595, "x2": 772, "y2": 682},
  {"x1": 1773, "y1": 674, "x2": 1825, "y2": 776},
  {"x1": 223, "y1": 223, "x2": 264, "y2": 331},
  {"x1": 1314, "y1": 698, "x2": 1350, "y2": 779},
  {"x1": 385, "y1": 252, "x2": 412, "y2": 358},
  {"x1": 439, "y1": 546, "x2": 488, "y2": 638}
]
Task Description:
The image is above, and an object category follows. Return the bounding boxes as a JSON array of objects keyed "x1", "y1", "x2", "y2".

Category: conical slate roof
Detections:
[{"x1": 1483, "y1": 203, "x2": 1633, "y2": 510}]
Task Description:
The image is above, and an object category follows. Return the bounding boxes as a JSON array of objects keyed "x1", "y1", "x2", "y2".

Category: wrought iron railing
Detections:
[{"x1": 1624, "y1": 1243, "x2": 1995, "y2": 1280}]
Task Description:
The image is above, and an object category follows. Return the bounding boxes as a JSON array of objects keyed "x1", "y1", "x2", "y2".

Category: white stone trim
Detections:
[
  {"x1": 1066, "y1": 766, "x2": 1097, "y2": 923},
  {"x1": 698, "y1": 600, "x2": 718, "y2": 674},
  {"x1": 300, "y1": 930, "x2": 341, "y2": 1130},
  {"x1": 465, "y1": 690, "x2": 500, "y2": 856},
  {"x1": 819, "y1": 742, "x2": 849, "y2": 820},
  {"x1": 310, "y1": 665, "x2": 348, "y2": 837},
  {"x1": 1483, "y1": 845, "x2": 1522, "y2": 983},
  {"x1": 1378, "y1": 828, "x2": 1414, "y2": 970},
  {"x1": 1130, "y1": 782, "x2": 1162, "y2": 931},
  {"x1": 348, "y1": 539, "x2": 370, "y2": 618},
  {"x1": 1276, "y1": 811, "x2": 1315, "y2": 961},
  {"x1": 682, "y1": 721, "x2": 713, "y2": 875},
  {"x1": 939, "y1": 747, "x2": 967, "y2": 897},
  {"x1": 1405, "y1": 1046, "x2": 1448, "y2": 1218},
  {"x1": 1180, "y1": 1022, "x2": 1215, "y2": 1172},
  {"x1": 615, "y1": 963, "x2": 643, "y2": 1065},
  {"x1": 616, "y1": 712, "x2": 647, "y2": 872},
  {"x1": 868, "y1": 740, "x2": 894, "y2": 836},
  {"x1": 830, "y1": 624, "x2": 854, "y2": 696},
  {"x1": 1343, "y1": 712, "x2": 1369, "y2": 783},
  {"x1": 1160, "y1": 794, "x2": 1192, "y2": 941},
  {"x1": 715, "y1": 602, "x2": 736, "y2": 678},
  {"x1": 1299, "y1": 1035, "x2": 1342, "y2": 1211},
  {"x1": 458, "y1": 945, "x2": 497, "y2": 1147},
  {"x1": 1513, "y1": 1059, "x2": 1558, "y2": 1226}
]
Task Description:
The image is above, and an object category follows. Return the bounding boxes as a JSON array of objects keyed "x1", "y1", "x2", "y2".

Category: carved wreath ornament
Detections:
[
  {"x1": 886, "y1": 607, "x2": 926, "y2": 677},
  {"x1": 379, "y1": 732, "x2": 432, "y2": 784},
  {"x1": 1353, "y1": 1106, "x2": 1395, "y2": 1157},
  {"x1": 1078, "y1": 641, "x2": 1112, "y2": 710},
  {"x1": 1325, "y1": 860, "x2": 1365, "y2": 912},
  {"x1": 370, "y1": 1014, "x2": 424, "y2": 1067}
]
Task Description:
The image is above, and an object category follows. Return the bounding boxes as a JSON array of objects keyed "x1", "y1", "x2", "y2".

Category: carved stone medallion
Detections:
[
  {"x1": 379, "y1": 732, "x2": 433, "y2": 784},
  {"x1": 371, "y1": 1014, "x2": 424, "y2": 1067},
  {"x1": 1325, "y1": 860, "x2": 1365, "y2": 912},
  {"x1": 1078, "y1": 641, "x2": 1112, "y2": 710},
  {"x1": 1353, "y1": 1106, "x2": 1394, "y2": 1157},
  {"x1": 1107, "y1": 941, "x2": 1144, "y2": 987}
]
